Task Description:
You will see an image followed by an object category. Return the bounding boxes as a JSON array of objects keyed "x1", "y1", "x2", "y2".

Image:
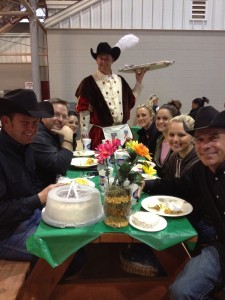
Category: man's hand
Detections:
[
  {"x1": 51, "y1": 125, "x2": 74, "y2": 151},
  {"x1": 135, "y1": 69, "x2": 147, "y2": 84},
  {"x1": 38, "y1": 183, "x2": 64, "y2": 205},
  {"x1": 51, "y1": 125, "x2": 73, "y2": 140},
  {"x1": 137, "y1": 180, "x2": 145, "y2": 198}
]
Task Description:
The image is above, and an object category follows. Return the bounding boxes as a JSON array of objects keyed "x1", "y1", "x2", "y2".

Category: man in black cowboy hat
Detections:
[
  {"x1": 137, "y1": 106, "x2": 225, "y2": 298},
  {"x1": 75, "y1": 40, "x2": 146, "y2": 149},
  {"x1": 0, "y1": 89, "x2": 61, "y2": 262}
]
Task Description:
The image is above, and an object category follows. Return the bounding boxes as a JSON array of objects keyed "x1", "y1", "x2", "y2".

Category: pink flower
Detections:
[{"x1": 95, "y1": 139, "x2": 121, "y2": 163}]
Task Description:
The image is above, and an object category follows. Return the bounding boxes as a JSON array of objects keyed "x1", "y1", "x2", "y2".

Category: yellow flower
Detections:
[
  {"x1": 142, "y1": 164, "x2": 157, "y2": 175},
  {"x1": 125, "y1": 140, "x2": 136, "y2": 149}
]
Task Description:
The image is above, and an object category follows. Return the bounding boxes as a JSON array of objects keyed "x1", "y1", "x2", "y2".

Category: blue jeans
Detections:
[
  {"x1": 169, "y1": 246, "x2": 225, "y2": 299},
  {"x1": 0, "y1": 209, "x2": 41, "y2": 262}
]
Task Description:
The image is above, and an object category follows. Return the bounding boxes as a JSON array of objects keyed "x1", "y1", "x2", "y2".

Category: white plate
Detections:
[
  {"x1": 57, "y1": 177, "x2": 95, "y2": 187},
  {"x1": 141, "y1": 174, "x2": 159, "y2": 180},
  {"x1": 129, "y1": 211, "x2": 167, "y2": 232},
  {"x1": 71, "y1": 157, "x2": 98, "y2": 168},
  {"x1": 141, "y1": 195, "x2": 193, "y2": 217},
  {"x1": 73, "y1": 150, "x2": 95, "y2": 157},
  {"x1": 119, "y1": 60, "x2": 175, "y2": 73}
]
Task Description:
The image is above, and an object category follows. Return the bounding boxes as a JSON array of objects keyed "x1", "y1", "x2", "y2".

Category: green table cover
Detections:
[{"x1": 26, "y1": 169, "x2": 197, "y2": 268}]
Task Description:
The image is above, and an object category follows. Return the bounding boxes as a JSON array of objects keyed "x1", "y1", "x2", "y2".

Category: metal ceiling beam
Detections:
[
  {"x1": 19, "y1": 0, "x2": 35, "y2": 14},
  {"x1": 46, "y1": 1, "x2": 77, "y2": 9},
  {"x1": 0, "y1": 11, "x2": 31, "y2": 16},
  {"x1": 0, "y1": 20, "x2": 21, "y2": 35},
  {"x1": 19, "y1": 0, "x2": 46, "y2": 32},
  {"x1": 45, "y1": 0, "x2": 99, "y2": 28}
]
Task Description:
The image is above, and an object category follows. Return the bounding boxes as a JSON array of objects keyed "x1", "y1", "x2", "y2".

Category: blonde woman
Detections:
[
  {"x1": 167, "y1": 115, "x2": 199, "y2": 178},
  {"x1": 136, "y1": 103, "x2": 160, "y2": 157}
]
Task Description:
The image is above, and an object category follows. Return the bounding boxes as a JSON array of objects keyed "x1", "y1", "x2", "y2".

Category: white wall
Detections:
[
  {"x1": 0, "y1": 64, "x2": 32, "y2": 91},
  {"x1": 47, "y1": 29, "x2": 225, "y2": 125},
  {"x1": 46, "y1": 0, "x2": 225, "y2": 31}
]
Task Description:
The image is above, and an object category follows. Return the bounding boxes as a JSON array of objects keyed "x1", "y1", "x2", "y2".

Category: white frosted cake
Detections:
[
  {"x1": 131, "y1": 212, "x2": 159, "y2": 229},
  {"x1": 42, "y1": 185, "x2": 104, "y2": 228}
]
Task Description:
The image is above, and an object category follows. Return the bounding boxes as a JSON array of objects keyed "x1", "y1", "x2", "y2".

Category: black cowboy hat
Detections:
[
  {"x1": 90, "y1": 42, "x2": 121, "y2": 61},
  {"x1": 0, "y1": 89, "x2": 54, "y2": 118},
  {"x1": 209, "y1": 110, "x2": 225, "y2": 129},
  {"x1": 186, "y1": 106, "x2": 219, "y2": 136}
]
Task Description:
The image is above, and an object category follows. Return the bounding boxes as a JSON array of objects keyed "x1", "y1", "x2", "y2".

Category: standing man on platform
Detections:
[{"x1": 75, "y1": 35, "x2": 146, "y2": 150}]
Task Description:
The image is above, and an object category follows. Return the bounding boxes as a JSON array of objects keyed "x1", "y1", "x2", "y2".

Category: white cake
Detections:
[
  {"x1": 131, "y1": 212, "x2": 159, "y2": 229},
  {"x1": 42, "y1": 185, "x2": 104, "y2": 228}
]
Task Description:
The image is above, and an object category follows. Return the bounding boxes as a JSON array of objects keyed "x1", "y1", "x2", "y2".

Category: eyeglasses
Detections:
[{"x1": 54, "y1": 113, "x2": 68, "y2": 120}]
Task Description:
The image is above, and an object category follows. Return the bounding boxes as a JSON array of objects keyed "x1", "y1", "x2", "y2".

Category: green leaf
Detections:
[
  {"x1": 127, "y1": 172, "x2": 144, "y2": 186},
  {"x1": 118, "y1": 161, "x2": 131, "y2": 174},
  {"x1": 126, "y1": 149, "x2": 137, "y2": 162}
]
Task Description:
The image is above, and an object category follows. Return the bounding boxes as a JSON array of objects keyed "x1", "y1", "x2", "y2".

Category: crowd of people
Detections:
[{"x1": 1, "y1": 36, "x2": 225, "y2": 299}]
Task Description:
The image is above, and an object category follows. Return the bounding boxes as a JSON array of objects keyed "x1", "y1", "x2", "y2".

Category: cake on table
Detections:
[
  {"x1": 131, "y1": 211, "x2": 160, "y2": 229},
  {"x1": 42, "y1": 184, "x2": 104, "y2": 228}
]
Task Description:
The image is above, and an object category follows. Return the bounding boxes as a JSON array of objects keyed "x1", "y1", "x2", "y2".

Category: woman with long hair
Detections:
[
  {"x1": 154, "y1": 100, "x2": 182, "y2": 178},
  {"x1": 65, "y1": 111, "x2": 79, "y2": 151},
  {"x1": 136, "y1": 102, "x2": 161, "y2": 157}
]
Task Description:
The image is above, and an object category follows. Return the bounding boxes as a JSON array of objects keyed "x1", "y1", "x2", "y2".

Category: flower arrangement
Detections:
[
  {"x1": 96, "y1": 139, "x2": 153, "y2": 187},
  {"x1": 96, "y1": 139, "x2": 155, "y2": 228}
]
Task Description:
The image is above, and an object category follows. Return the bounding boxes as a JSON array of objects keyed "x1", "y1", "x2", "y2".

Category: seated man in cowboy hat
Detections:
[
  {"x1": 138, "y1": 106, "x2": 225, "y2": 298},
  {"x1": 31, "y1": 98, "x2": 74, "y2": 189},
  {"x1": 75, "y1": 40, "x2": 146, "y2": 149},
  {"x1": 0, "y1": 89, "x2": 61, "y2": 262}
]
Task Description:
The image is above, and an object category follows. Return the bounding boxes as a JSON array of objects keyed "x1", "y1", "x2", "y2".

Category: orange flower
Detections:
[{"x1": 126, "y1": 141, "x2": 151, "y2": 160}]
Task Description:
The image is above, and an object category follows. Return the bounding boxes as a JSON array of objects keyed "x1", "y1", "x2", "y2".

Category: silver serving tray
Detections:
[{"x1": 118, "y1": 60, "x2": 175, "y2": 73}]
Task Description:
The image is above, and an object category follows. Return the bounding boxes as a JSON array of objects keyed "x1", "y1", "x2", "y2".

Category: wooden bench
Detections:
[{"x1": 0, "y1": 260, "x2": 31, "y2": 300}]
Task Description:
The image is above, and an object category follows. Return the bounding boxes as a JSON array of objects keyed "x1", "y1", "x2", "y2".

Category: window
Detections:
[{"x1": 191, "y1": 0, "x2": 206, "y2": 20}]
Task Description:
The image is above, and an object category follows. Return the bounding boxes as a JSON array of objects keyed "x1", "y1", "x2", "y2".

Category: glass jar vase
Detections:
[{"x1": 103, "y1": 184, "x2": 131, "y2": 228}]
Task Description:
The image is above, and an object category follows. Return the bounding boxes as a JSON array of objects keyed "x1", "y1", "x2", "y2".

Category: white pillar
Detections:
[{"x1": 29, "y1": 0, "x2": 41, "y2": 102}]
